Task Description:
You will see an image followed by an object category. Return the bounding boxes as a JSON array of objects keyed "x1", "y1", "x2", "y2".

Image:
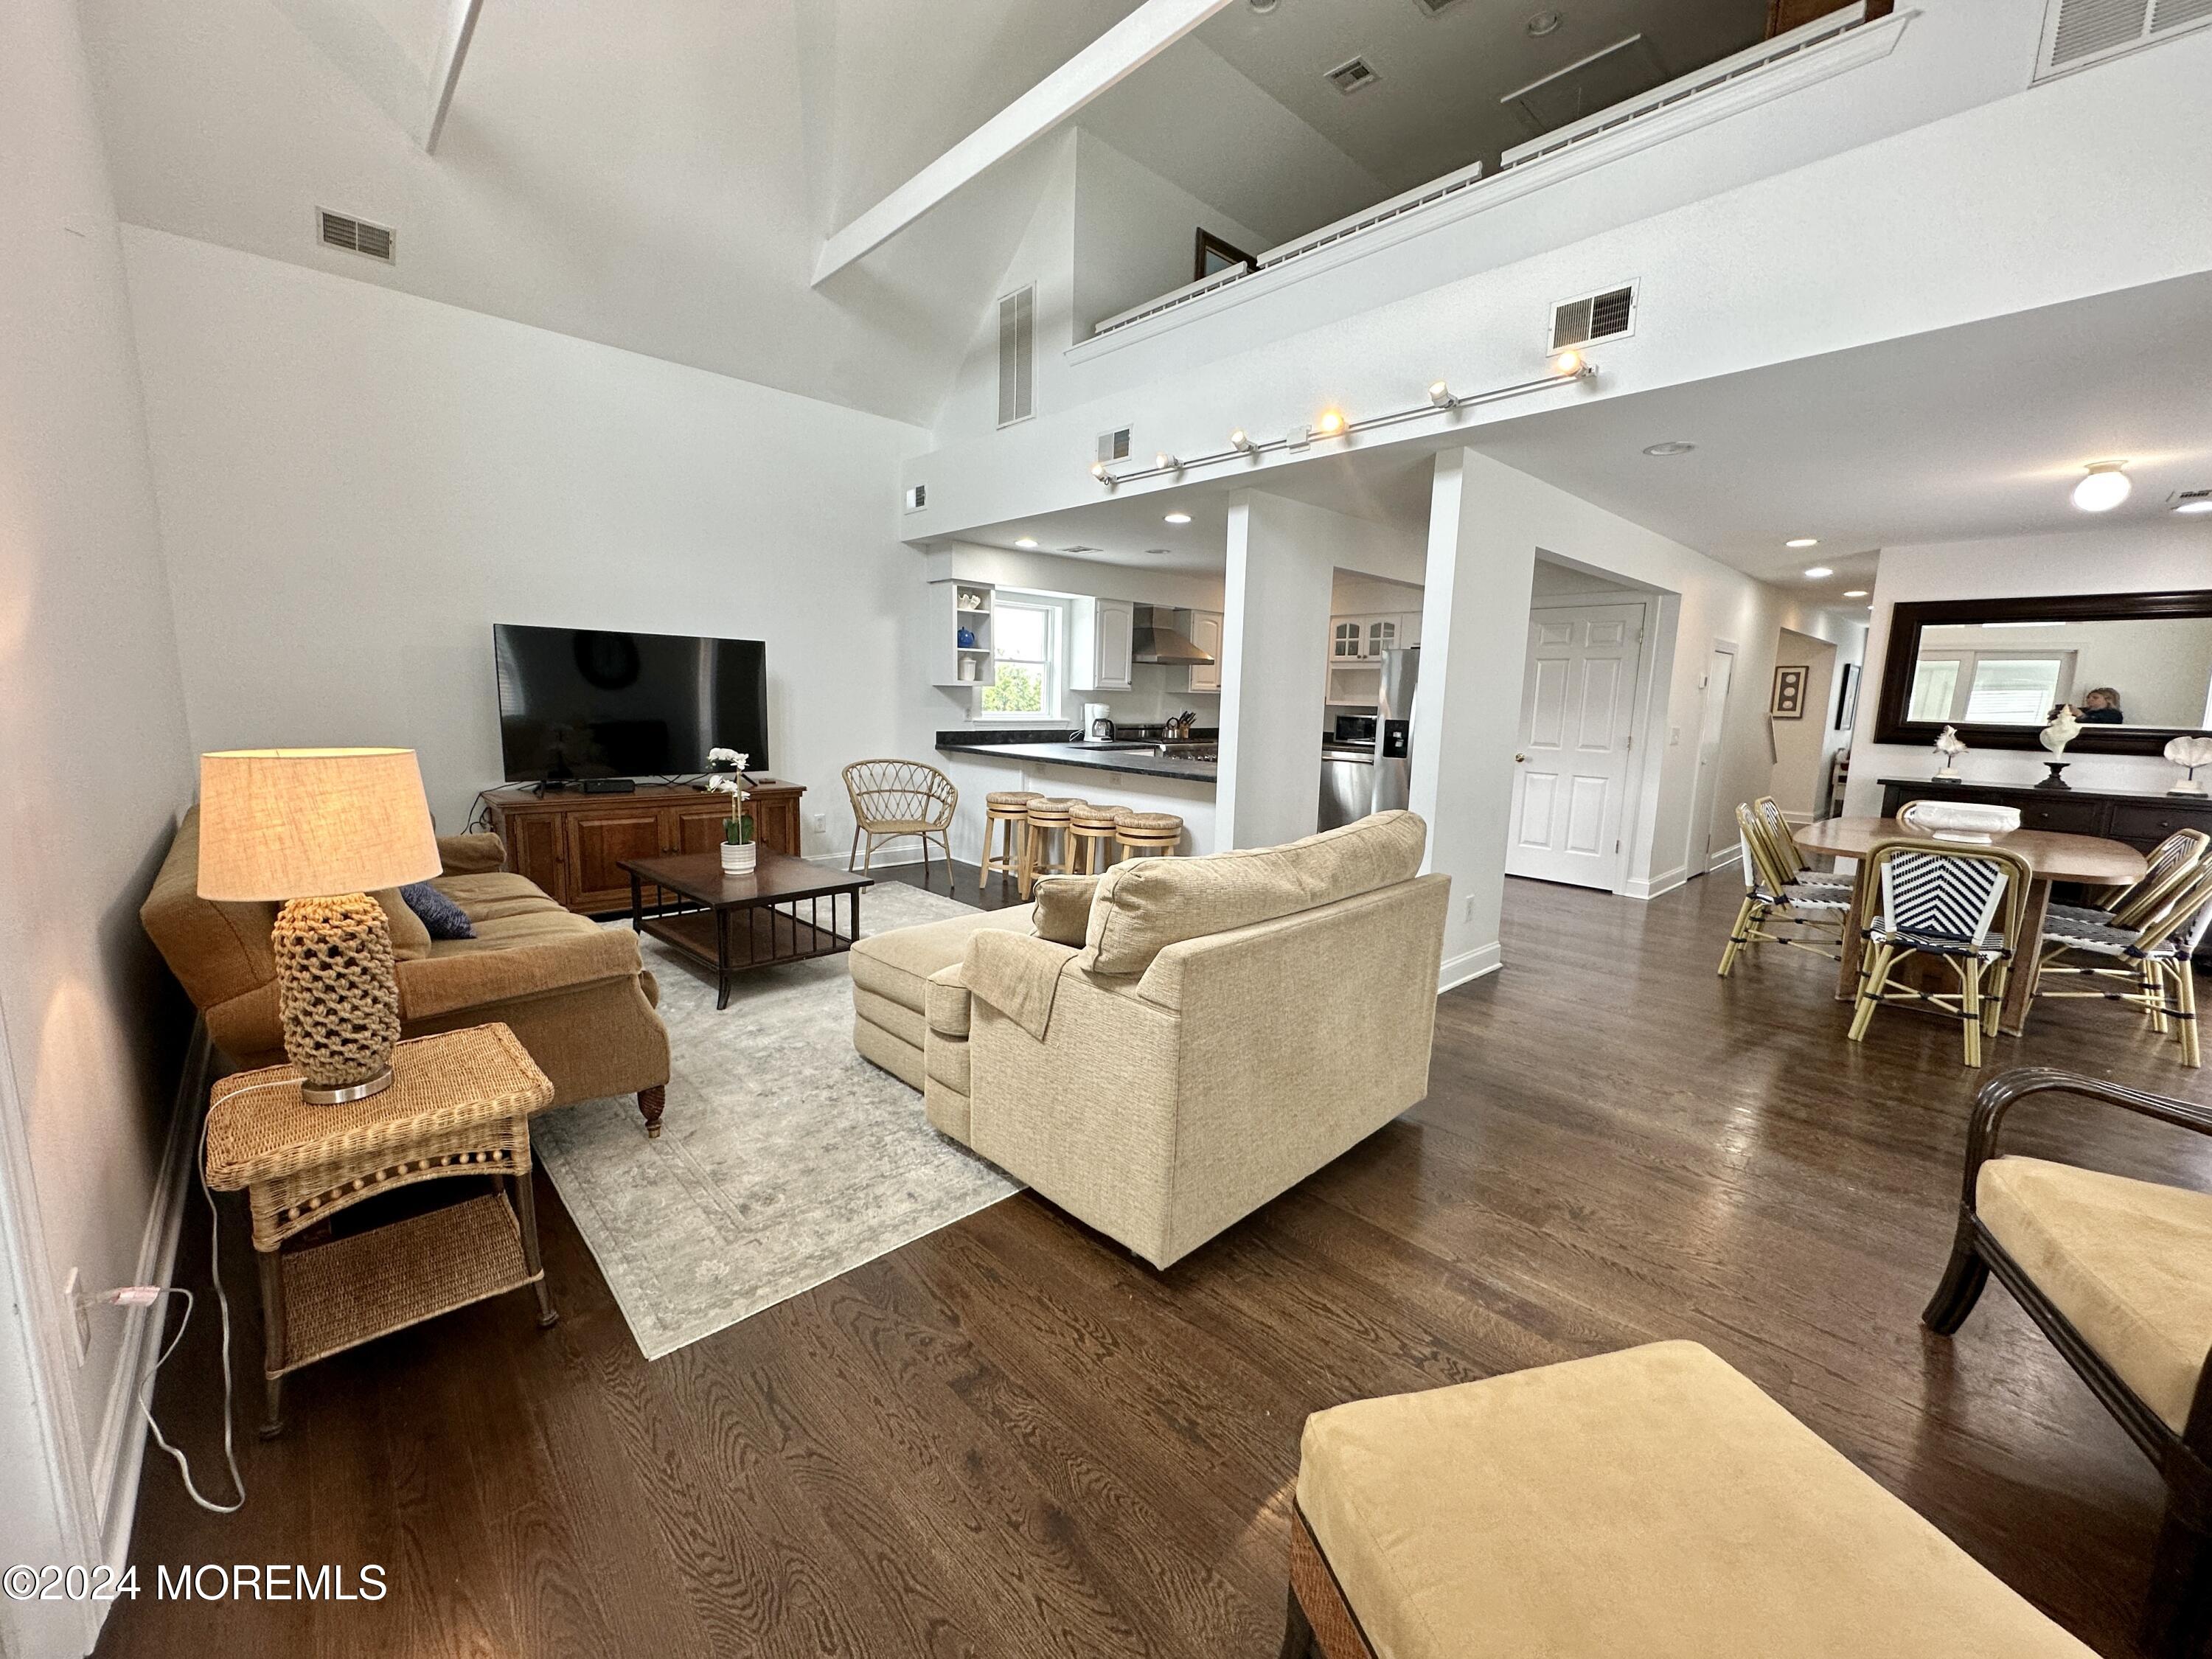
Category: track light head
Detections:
[
  {"x1": 1228, "y1": 428, "x2": 1253, "y2": 453},
  {"x1": 1551, "y1": 349, "x2": 1584, "y2": 377},
  {"x1": 1427, "y1": 381, "x2": 1455, "y2": 408},
  {"x1": 1315, "y1": 409, "x2": 1346, "y2": 437},
  {"x1": 1156, "y1": 451, "x2": 1182, "y2": 473}
]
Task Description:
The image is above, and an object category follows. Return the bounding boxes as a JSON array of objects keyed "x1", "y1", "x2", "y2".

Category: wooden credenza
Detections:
[
  {"x1": 484, "y1": 781, "x2": 807, "y2": 916},
  {"x1": 1877, "y1": 776, "x2": 2212, "y2": 855}
]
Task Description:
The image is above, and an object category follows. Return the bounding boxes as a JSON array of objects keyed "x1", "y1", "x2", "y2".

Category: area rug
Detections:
[{"x1": 531, "y1": 879, "x2": 1021, "y2": 1360}]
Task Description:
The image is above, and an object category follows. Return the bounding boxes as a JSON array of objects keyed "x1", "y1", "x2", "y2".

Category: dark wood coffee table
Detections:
[{"x1": 619, "y1": 851, "x2": 872, "y2": 1009}]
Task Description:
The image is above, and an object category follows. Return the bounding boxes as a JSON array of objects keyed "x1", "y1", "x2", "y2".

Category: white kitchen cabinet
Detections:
[
  {"x1": 1364, "y1": 616, "x2": 1399, "y2": 658},
  {"x1": 1185, "y1": 610, "x2": 1224, "y2": 692},
  {"x1": 1070, "y1": 597, "x2": 1135, "y2": 691},
  {"x1": 928, "y1": 577, "x2": 995, "y2": 689},
  {"x1": 1329, "y1": 618, "x2": 1365, "y2": 661}
]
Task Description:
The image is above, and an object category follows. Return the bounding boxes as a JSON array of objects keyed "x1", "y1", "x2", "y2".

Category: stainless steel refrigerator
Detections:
[{"x1": 1371, "y1": 647, "x2": 1419, "y2": 815}]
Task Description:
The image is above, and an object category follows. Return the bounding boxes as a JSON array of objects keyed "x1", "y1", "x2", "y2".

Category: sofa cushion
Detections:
[
  {"x1": 1297, "y1": 1340, "x2": 2093, "y2": 1659},
  {"x1": 849, "y1": 904, "x2": 1035, "y2": 1013},
  {"x1": 925, "y1": 963, "x2": 972, "y2": 1037},
  {"x1": 1082, "y1": 810, "x2": 1427, "y2": 977},
  {"x1": 1979, "y1": 1155, "x2": 2212, "y2": 1432},
  {"x1": 855, "y1": 1012, "x2": 924, "y2": 1091},
  {"x1": 435, "y1": 871, "x2": 565, "y2": 922},
  {"x1": 1030, "y1": 876, "x2": 1099, "y2": 945},
  {"x1": 854, "y1": 986, "x2": 925, "y2": 1050},
  {"x1": 425, "y1": 908, "x2": 603, "y2": 953}
]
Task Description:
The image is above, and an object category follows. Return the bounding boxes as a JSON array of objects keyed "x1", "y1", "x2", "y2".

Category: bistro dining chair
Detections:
[
  {"x1": 1716, "y1": 802, "x2": 1850, "y2": 977},
  {"x1": 2034, "y1": 859, "x2": 2212, "y2": 1068},
  {"x1": 2047, "y1": 827, "x2": 2209, "y2": 935},
  {"x1": 843, "y1": 759, "x2": 957, "y2": 886},
  {"x1": 1846, "y1": 838, "x2": 2030, "y2": 1067},
  {"x1": 1750, "y1": 796, "x2": 1851, "y2": 895}
]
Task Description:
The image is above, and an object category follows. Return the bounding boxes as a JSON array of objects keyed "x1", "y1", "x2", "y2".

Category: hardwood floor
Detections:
[{"x1": 100, "y1": 863, "x2": 2212, "y2": 1658}]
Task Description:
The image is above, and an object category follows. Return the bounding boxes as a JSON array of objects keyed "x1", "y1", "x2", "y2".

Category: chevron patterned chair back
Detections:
[
  {"x1": 1849, "y1": 839, "x2": 2031, "y2": 1068},
  {"x1": 1878, "y1": 848, "x2": 2010, "y2": 948}
]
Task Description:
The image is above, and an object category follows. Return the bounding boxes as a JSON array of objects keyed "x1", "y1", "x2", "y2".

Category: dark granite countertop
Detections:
[{"x1": 937, "y1": 728, "x2": 1217, "y2": 785}]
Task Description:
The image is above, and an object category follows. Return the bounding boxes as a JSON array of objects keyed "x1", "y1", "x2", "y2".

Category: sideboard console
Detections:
[
  {"x1": 484, "y1": 780, "x2": 807, "y2": 917},
  {"x1": 1877, "y1": 777, "x2": 2212, "y2": 853}
]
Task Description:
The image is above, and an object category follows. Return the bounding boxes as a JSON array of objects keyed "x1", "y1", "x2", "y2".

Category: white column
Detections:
[
  {"x1": 1216, "y1": 491, "x2": 1339, "y2": 849},
  {"x1": 1408, "y1": 450, "x2": 1538, "y2": 990}
]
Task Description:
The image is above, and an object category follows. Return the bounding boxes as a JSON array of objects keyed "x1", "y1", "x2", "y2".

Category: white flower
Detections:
[
  {"x1": 706, "y1": 746, "x2": 742, "y2": 766},
  {"x1": 705, "y1": 773, "x2": 742, "y2": 797}
]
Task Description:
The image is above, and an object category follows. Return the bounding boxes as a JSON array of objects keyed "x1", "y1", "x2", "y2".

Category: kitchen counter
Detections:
[{"x1": 936, "y1": 737, "x2": 1216, "y2": 784}]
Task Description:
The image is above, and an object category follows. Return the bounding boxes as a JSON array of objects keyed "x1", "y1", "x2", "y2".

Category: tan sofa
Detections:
[
  {"x1": 849, "y1": 812, "x2": 1449, "y2": 1267},
  {"x1": 143, "y1": 807, "x2": 672, "y2": 1133}
]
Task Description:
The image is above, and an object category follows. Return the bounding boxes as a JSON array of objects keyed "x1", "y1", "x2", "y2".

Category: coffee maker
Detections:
[{"x1": 1082, "y1": 702, "x2": 1115, "y2": 742}]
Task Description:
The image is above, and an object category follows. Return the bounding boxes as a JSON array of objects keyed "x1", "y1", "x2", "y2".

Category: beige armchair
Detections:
[{"x1": 850, "y1": 812, "x2": 1450, "y2": 1267}]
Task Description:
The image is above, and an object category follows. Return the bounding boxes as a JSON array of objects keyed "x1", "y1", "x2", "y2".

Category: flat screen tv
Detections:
[{"x1": 493, "y1": 625, "x2": 768, "y2": 783}]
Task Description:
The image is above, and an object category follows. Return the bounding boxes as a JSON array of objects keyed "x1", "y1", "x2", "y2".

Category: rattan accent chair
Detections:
[
  {"x1": 2033, "y1": 858, "x2": 2212, "y2": 1068},
  {"x1": 1925, "y1": 1068, "x2": 2212, "y2": 1657},
  {"x1": 1846, "y1": 838, "x2": 2029, "y2": 1067},
  {"x1": 1715, "y1": 802, "x2": 1849, "y2": 977},
  {"x1": 843, "y1": 760, "x2": 957, "y2": 883}
]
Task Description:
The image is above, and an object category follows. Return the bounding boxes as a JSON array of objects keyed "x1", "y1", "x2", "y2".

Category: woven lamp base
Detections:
[{"x1": 272, "y1": 892, "x2": 402, "y2": 1105}]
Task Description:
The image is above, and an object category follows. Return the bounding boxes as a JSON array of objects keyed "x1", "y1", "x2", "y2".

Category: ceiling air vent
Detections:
[
  {"x1": 318, "y1": 208, "x2": 394, "y2": 262},
  {"x1": 1324, "y1": 55, "x2": 1382, "y2": 94},
  {"x1": 1097, "y1": 427, "x2": 1132, "y2": 464},
  {"x1": 1551, "y1": 282, "x2": 1637, "y2": 351},
  {"x1": 1411, "y1": 0, "x2": 1471, "y2": 13},
  {"x1": 2036, "y1": 0, "x2": 2212, "y2": 77},
  {"x1": 998, "y1": 286, "x2": 1034, "y2": 428},
  {"x1": 1058, "y1": 545, "x2": 1103, "y2": 555}
]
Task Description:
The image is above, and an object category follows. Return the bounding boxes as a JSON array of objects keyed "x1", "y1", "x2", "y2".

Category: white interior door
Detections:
[
  {"x1": 1506, "y1": 604, "x2": 1644, "y2": 888},
  {"x1": 1688, "y1": 646, "x2": 1736, "y2": 877}
]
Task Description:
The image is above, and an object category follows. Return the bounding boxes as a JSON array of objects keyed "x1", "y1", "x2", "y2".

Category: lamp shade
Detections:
[{"x1": 196, "y1": 748, "x2": 441, "y2": 901}]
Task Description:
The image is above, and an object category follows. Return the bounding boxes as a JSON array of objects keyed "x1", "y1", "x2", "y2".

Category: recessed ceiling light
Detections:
[
  {"x1": 2072, "y1": 461, "x2": 2130, "y2": 512},
  {"x1": 1248, "y1": 0, "x2": 1279, "y2": 12},
  {"x1": 1164, "y1": 511, "x2": 1192, "y2": 525},
  {"x1": 1803, "y1": 566, "x2": 1834, "y2": 579},
  {"x1": 1643, "y1": 440, "x2": 1695, "y2": 456},
  {"x1": 1785, "y1": 538, "x2": 1818, "y2": 549},
  {"x1": 1526, "y1": 10, "x2": 1563, "y2": 35},
  {"x1": 1014, "y1": 537, "x2": 1037, "y2": 549},
  {"x1": 1843, "y1": 588, "x2": 1868, "y2": 598}
]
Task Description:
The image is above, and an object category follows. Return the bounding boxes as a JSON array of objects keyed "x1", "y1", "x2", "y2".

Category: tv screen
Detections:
[{"x1": 493, "y1": 625, "x2": 768, "y2": 782}]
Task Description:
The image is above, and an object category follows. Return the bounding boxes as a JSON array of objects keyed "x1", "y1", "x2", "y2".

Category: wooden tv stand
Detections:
[{"x1": 483, "y1": 780, "x2": 807, "y2": 917}]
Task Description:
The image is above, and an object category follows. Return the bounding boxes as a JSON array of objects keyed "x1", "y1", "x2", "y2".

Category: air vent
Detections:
[
  {"x1": 902, "y1": 484, "x2": 927, "y2": 513},
  {"x1": 1324, "y1": 55, "x2": 1381, "y2": 94},
  {"x1": 1097, "y1": 427, "x2": 1132, "y2": 464},
  {"x1": 997, "y1": 286, "x2": 1034, "y2": 428},
  {"x1": 318, "y1": 208, "x2": 394, "y2": 262},
  {"x1": 2037, "y1": 0, "x2": 2212, "y2": 77},
  {"x1": 1059, "y1": 544, "x2": 1103, "y2": 555},
  {"x1": 1550, "y1": 282, "x2": 1637, "y2": 351},
  {"x1": 1411, "y1": 0, "x2": 1470, "y2": 13}
]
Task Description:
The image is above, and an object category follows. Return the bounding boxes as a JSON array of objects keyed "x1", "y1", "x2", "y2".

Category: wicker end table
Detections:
[{"x1": 204, "y1": 1022, "x2": 557, "y2": 1437}]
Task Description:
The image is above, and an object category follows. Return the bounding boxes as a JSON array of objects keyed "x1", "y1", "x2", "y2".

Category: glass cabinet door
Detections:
[
  {"x1": 1332, "y1": 621, "x2": 1364, "y2": 659},
  {"x1": 1366, "y1": 619, "x2": 1397, "y2": 658}
]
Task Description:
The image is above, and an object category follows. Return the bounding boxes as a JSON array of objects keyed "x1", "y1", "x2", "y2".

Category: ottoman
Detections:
[
  {"x1": 849, "y1": 902, "x2": 1034, "y2": 1093},
  {"x1": 1287, "y1": 1340, "x2": 2093, "y2": 1659}
]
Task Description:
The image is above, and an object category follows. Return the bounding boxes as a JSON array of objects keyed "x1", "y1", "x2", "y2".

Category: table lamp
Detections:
[{"x1": 196, "y1": 748, "x2": 442, "y2": 1104}]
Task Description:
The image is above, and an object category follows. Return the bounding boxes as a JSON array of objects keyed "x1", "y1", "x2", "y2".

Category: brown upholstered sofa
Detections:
[{"x1": 142, "y1": 807, "x2": 671, "y2": 1134}]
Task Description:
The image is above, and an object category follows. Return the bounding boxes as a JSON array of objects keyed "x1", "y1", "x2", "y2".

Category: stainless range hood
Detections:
[{"x1": 1132, "y1": 605, "x2": 1215, "y2": 665}]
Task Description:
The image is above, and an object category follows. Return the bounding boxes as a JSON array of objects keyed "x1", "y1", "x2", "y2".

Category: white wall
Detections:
[
  {"x1": 1769, "y1": 628, "x2": 1839, "y2": 820},
  {"x1": 0, "y1": 4, "x2": 200, "y2": 1652},
  {"x1": 1072, "y1": 131, "x2": 1270, "y2": 339},
  {"x1": 122, "y1": 229, "x2": 929, "y2": 850},
  {"x1": 1845, "y1": 522, "x2": 2212, "y2": 808}
]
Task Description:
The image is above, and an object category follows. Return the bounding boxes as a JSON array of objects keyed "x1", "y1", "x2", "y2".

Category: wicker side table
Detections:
[{"x1": 204, "y1": 1022, "x2": 557, "y2": 1437}]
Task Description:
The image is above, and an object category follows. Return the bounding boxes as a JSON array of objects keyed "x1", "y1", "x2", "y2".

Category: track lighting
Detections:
[
  {"x1": 1550, "y1": 349, "x2": 1583, "y2": 377},
  {"x1": 2072, "y1": 462, "x2": 2130, "y2": 512},
  {"x1": 1156, "y1": 452, "x2": 1183, "y2": 473},
  {"x1": 1428, "y1": 381, "x2": 1456, "y2": 408},
  {"x1": 1228, "y1": 428, "x2": 1253, "y2": 452},
  {"x1": 1089, "y1": 462, "x2": 1109, "y2": 480},
  {"x1": 1315, "y1": 409, "x2": 1346, "y2": 437}
]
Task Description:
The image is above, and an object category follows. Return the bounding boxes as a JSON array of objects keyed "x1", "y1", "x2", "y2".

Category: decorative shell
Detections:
[
  {"x1": 2166, "y1": 736, "x2": 2212, "y2": 770},
  {"x1": 2039, "y1": 706, "x2": 2081, "y2": 754},
  {"x1": 1934, "y1": 725, "x2": 1966, "y2": 757}
]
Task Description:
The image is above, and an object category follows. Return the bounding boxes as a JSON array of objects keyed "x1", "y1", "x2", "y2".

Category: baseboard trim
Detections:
[
  {"x1": 1438, "y1": 942, "x2": 1503, "y2": 993},
  {"x1": 94, "y1": 1019, "x2": 211, "y2": 1578},
  {"x1": 1621, "y1": 864, "x2": 1688, "y2": 902},
  {"x1": 1707, "y1": 845, "x2": 1739, "y2": 875}
]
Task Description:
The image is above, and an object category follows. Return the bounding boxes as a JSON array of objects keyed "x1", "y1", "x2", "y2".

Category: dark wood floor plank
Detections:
[{"x1": 100, "y1": 859, "x2": 2212, "y2": 1658}]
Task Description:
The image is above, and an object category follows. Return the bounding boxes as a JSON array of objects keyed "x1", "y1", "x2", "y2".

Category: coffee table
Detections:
[{"x1": 620, "y1": 850, "x2": 872, "y2": 1009}]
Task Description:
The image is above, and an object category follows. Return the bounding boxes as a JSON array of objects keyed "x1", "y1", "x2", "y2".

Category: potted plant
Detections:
[{"x1": 705, "y1": 748, "x2": 755, "y2": 874}]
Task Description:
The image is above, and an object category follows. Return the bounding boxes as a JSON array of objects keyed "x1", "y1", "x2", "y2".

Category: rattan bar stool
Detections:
[
  {"x1": 1067, "y1": 802, "x2": 1125, "y2": 875},
  {"x1": 1020, "y1": 797, "x2": 1083, "y2": 897},
  {"x1": 981, "y1": 790, "x2": 1040, "y2": 894},
  {"x1": 1115, "y1": 810, "x2": 1183, "y2": 860}
]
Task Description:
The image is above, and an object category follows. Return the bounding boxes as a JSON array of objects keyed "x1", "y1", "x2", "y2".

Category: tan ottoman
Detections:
[
  {"x1": 849, "y1": 903, "x2": 1034, "y2": 1092},
  {"x1": 1287, "y1": 1340, "x2": 2093, "y2": 1659}
]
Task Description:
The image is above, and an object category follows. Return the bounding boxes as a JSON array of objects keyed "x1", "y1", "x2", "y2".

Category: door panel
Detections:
[
  {"x1": 667, "y1": 804, "x2": 733, "y2": 857},
  {"x1": 1506, "y1": 603, "x2": 1644, "y2": 889},
  {"x1": 568, "y1": 810, "x2": 664, "y2": 912}
]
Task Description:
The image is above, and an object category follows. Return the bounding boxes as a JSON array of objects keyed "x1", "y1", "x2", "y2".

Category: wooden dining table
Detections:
[{"x1": 1792, "y1": 816, "x2": 2147, "y2": 1037}]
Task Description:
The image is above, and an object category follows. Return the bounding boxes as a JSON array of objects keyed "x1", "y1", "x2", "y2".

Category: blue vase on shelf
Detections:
[{"x1": 956, "y1": 627, "x2": 977, "y2": 648}]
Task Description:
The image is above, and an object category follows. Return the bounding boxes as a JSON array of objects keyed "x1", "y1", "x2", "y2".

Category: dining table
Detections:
[{"x1": 1792, "y1": 816, "x2": 2147, "y2": 1037}]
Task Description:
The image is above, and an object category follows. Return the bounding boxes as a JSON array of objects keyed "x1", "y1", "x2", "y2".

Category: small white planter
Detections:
[{"x1": 720, "y1": 841, "x2": 757, "y2": 876}]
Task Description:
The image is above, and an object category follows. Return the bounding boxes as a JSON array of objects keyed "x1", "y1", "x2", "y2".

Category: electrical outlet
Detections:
[
  {"x1": 809, "y1": 812, "x2": 827, "y2": 832},
  {"x1": 64, "y1": 1269, "x2": 89, "y2": 1365}
]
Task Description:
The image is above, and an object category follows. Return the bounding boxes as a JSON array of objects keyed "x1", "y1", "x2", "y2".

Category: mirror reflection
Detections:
[{"x1": 1906, "y1": 616, "x2": 2212, "y2": 729}]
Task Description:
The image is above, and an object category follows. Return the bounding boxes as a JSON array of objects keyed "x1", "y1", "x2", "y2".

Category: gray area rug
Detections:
[{"x1": 532, "y1": 877, "x2": 1020, "y2": 1360}]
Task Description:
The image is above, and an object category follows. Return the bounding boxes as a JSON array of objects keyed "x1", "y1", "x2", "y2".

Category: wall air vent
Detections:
[
  {"x1": 1097, "y1": 427, "x2": 1132, "y2": 464},
  {"x1": 2036, "y1": 0, "x2": 2212, "y2": 78},
  {"x1": 997, "y1": 285, "x2": 1035, "y2": 428},
  {"x1": 1550, "y1": 282, "x2": 1637, "y2": 351},
  {"x1": 1324, "y1": 55, "x2": 1382, "y2": 94},
  {"x1": 318, "y1": 208, "x2": 394, "y2": 262},
  {"x1": 902, "y1": 484, "x2": 927, "y2": 513}
]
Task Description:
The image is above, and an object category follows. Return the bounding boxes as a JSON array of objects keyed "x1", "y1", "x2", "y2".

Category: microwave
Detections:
[{"x1": 1334, "y1": 714, "x2": 1377, "y2": 742}]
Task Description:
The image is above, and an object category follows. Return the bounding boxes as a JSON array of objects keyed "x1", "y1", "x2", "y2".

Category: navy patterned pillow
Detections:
[{"x1": 400, "y1": 882, "x2": 475, "y2": 941}]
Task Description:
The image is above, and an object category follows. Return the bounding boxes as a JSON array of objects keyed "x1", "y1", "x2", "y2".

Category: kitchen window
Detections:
[{"x1": 979, "y1": 592, "x2": 1068, "y2": 720}]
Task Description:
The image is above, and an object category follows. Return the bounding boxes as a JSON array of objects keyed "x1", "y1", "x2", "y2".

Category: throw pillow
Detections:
[
  {"x1": 1029, "y1": 875, "x2": 1099, "y2": 945},
  {"x1": 400, "y1": 881, "x2": 476, "y2": 941}
]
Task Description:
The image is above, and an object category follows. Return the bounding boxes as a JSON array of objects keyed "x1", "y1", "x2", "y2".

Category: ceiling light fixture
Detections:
[
  {"x1": 1785, "y1": 538, "x2": 1818, "y2": 549},
  {"x1": 1315, "y1": 409, "x2": 1346, "y2": 437},
  {"x1": 1843, "y1": 588, "x2": 1868, "y2": 598},
  {"x1": 1643, "y1": 440, "x2": 1695, "y2": 456},
  {"x1": 1248, "y1": 0, "x2": 1279, "y2": 11},
  {"x1": 1527, "y1": 10, "x2": 1563, "y2": 35},
  {"x1": 1155, "y1": 451, "x2": 1183, "y2": 474},
  {"x1": 1228, "y1": 428, "x2": 1253, "y2": 453},
  {"x1": 1428, "y1": 380, "x2": 1456, "y2": 408},
  {"x1": 1550, "y1": 349, "x2": 1582, "y2": 377},
  {"x1": 2072, "y1": 461, "x2": 2130, "y2": 512},
  {"x1": 1015, "y1": 537, "x2": 1037, "y2": 549},
  {"x1": 1803, "y1": 566, "x2": 1834, "y2": 579},
  {"x1": 1164, "y1": 511, "x2": 1192, "y2": 525}
]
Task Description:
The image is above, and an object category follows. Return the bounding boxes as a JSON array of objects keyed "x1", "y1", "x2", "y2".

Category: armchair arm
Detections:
[
  {"x1": 964, "y1": 929, "x2": 1081, "y2": 1040},
  {"x1": 396, "y1": 927, "x2": 645, "y2": 1022},
  {"x1": 1961, "y1": 1067, "x2": 2212, "y2": 1208},
  {"x1": 438, "y1": 832, "x2": 507, "y2": 876}
]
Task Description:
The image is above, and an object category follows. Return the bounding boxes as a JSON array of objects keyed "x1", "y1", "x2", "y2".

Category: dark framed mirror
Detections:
[{"x1": 1873, "y1": 590, "x2": 2212, "y2": 755}]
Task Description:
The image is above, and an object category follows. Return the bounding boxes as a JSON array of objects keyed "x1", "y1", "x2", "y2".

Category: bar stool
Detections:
[
  {"x1": 1115, "y1": 811, "x2": 1183, "y2": 860},
  {"x1": 1068, "y1": 802, "x2": 1124, "y2": 875},
  {"x1": 981, "y1": 790, "x2": 1040, "y2": 894},
  {"x1": 1020, "y1": 798, "x2": 1082, "y2": 897}
]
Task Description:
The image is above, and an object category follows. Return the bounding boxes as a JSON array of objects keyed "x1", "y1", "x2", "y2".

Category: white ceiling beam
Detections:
[
  {"x1": 422, "y1": 0, "x2": 484, "y2": 153},
  {"x1": 812, "y1": 0, "x2": 1236, "y2": 285}
]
